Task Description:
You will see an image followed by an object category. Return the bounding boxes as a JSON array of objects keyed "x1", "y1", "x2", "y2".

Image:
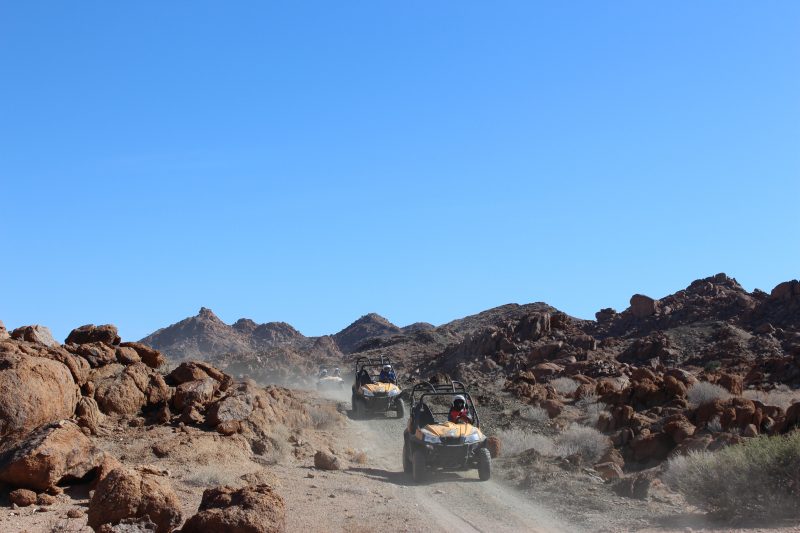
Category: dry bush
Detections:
[
  {"x1": 706, "y1": 415, "x2": 723, "y2": 433},
  {"x1": 664, "y1": 433, "x2": 800, "y2": 520},
  {"x1": 495, "y1": 429, "x2": 555, "y2": 457},
  {"x1": 576, "y1": 393, "x2": 607, "y2": 426},
  {"x1": 550, "y1": 377, "x2": 579, "y2": 396},
  {"x1": 346, "y1": 449, "x2": 368, "y2": 464},
  {"x1": 184, "y1": 465, "x2": 243, "y2": 487},
  {"x1": 687, "y1": 382, "x2": 731, "y2": 407},
  {"x1": 744, "y1": 385, "x2": 800, "y2": 409},
  {"x1": 309, "y1": 405, "x2": 341, "y2": 430},
  {"x1": 519, "y1": 406, "x2": 549, "y2": 423},
  {"x1": 554, "y1": 425, "x2": 610, "y2": 463}
]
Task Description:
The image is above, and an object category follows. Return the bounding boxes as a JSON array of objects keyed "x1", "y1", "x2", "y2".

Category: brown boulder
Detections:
[
  {"x1": 532, "y1": 362, "x2": 563, "y2": 380},
  {"x1": 10, "y1": 325, "x2": 59, "y2": 347},
  {"x1": 69, "y1": 342, "x2": 118, "y2": 367},
  {"x1": 119, "y1": 342, "x2": 166, "y2": 369},
  {"x1": 663, "y1": 416, "x2": 696, "y2": 444},
  {"x1": 540, "y1": 399, "x2": 564, "y2": 418},
  {"x1": 313, "y1": 450, "x2": 340, "y2": 470},
  {"x1": 65, "y1": 324, "x2": 120, "y2": 346},
  {"x1": 173, "y1": 378, "x2": 218, "y2": 412},
  {"x1": 594, "y1": 462, "x2": 624, "y2": 481},
  {"x1": 663, "y1": 375, "x2": 687, "y2": 399},
  {"x1": 181, "y1": 484, "x2": 285, "y2": 533},
  {"x1": 630, "y1": 431, "x2": 674, "y2": 462},
  {"x1": 629, "y1": 294, "x2": 660, "y2": 318},
  {"x1": 216, "y1": 420, "x2": 242, "y2": 436},
  {"x1": 87, "y1": 467, "x2": 182, "y2": 533},
  {"x1": 76, "y1": 396, "x2": 106, "y2": 434},
  {"x1": 0, "y1": 319, "x2": 8, "y2": 341},
  {"x1": 0, "y1": 420, "x2": 106, "y2": 491},
  {"x1": 167, "y1": 360, "x2": 228, "y2": 385},
  {"x1": 93, "y1": 363, "x2": 170, "y2": 416},
  {"x1": 613, "y1": 470, "x2": 656, "y2": 499},
  {"x1": 0, "y1": 352, "x2": 80, "y2": 439},
  {"x1": 9, "y1": 488, "x2": 37, "y2": 507},
  {"x1": 486, "y1": 436, "x2": 501, "y2": 458},
  {"x1": 115, "y1": 346, "x2": 141, "y2": 365},
  {"x1": 717, "y1": 373, "x2": 743, "y2": 395}
]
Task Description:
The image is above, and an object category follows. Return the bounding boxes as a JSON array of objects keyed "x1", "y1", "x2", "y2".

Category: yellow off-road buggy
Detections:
[
  {"x1": 402, "y1": 381, "x2": 491, "y2": 483},
  {"x1": 350, "y1": 356, "x2": 405, "y2": 419}
]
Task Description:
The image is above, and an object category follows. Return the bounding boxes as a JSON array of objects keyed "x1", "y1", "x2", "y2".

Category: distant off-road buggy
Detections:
[
  {"x1": 316, "y1": 366, "x2": 345, "y2": 391},
  {"x1": 402, "y1": 380, "x2": 491, "y2": 483},
  {"x1": 350, "y1": 356, "x2": 405, "y2": 419}
]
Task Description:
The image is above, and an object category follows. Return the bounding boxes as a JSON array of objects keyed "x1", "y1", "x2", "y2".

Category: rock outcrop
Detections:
[{"x1": 181, "y1": 484, "x2": 286, "y2": 533}]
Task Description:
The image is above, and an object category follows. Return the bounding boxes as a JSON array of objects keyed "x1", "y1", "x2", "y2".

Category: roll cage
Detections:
[
  {"x1": 408, "y1": 381, "x2": 480, "y2": 432},
  {"x1": 352, "y1": 355, "x2": 396, "y2": 386}
]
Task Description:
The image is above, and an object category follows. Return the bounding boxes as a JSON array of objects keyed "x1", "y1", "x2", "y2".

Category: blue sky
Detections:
[{"x1": 1, "y1": 2, "x2": 798, "y2": 342}]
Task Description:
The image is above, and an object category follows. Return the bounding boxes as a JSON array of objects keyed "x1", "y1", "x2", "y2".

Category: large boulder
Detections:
[
  {"x1": 93, "y1": 363, "x2": 170, "y2": 416},
  {"x1": 65, "y1": 324, "x2": 121, "y2": 346},
  {"x1": 87, "y1": 467, "x2": 182, "y2": 533},
  {"x1": 68, "y1": 341, "x2": 118, "y2": 368},
  {"x1": 167, "y1": 360, "x2": 231, "y2": 386},
  {"x1": 173, "y1": 378, "x2": 218, "y2": 412},
  {"x1": 629, "y1": 294, "x2": 660, "y2": 318},
  {"x1": 0, "y1": 352, "x2": 80, "y2": 439},
  {"x1": 313, "y1": 451, "x2": 340, "y2": 470},
  {"x1": 0, "y1": 420, "x2": 106, "y2": 491},
  {"x1": 0, "y1": 320, "x2": 9, "y2": 341},
  {"x1": 181, "y1": 484, "x2": 285, "y2": 533},
  {"x1": 119, "y1": 342, "x2": 166, "y2": 369},
  {"x1": 76, "y1": 396, "x2": 106, "y2": 434},
  {"x1": 10, "y1": 325, "x2": 59, "y2": 347}
]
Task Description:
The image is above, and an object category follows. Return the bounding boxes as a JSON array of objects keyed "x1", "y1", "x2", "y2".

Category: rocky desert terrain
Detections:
[{"x1": 2, "y1": 273, "x2": 800, "y2": 532}]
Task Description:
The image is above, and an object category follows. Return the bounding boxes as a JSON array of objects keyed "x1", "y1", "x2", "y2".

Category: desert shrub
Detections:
[
  {"x1": 309, "y1": 405, "x2": 341, "y2": 430},
  {"x1": 554, "y1": 425, "x2": 610, "y2": 463},
  {"x1": 577, "y1": 394, "x2": 607, "y2": 426},
  {"x1": 687, "y1": 382, "x2": 730, "y2": 407},
  {"x1": 184, "y1": 465, "x2": 243, "y2": 487},
  {"x1": 664, "y1": 432, "x2": 800, "y2": 520},
  {"x1": 706, "y1": 415, "x2": 723, "y2": 433},
  {"x1": 495, "y1": 429, "x2": 555, "y2": 457},
  {"x1": 704, "y1": 360, "x2": 722, "y2": 372},
  {"x1": 519, "y1": 405, "x2": 549, "y2": 423},
  {"x1": 744, "y1": 385, "x2": 800, "y2": 409},
  {"x1": 550, "y1": 377, "x2": 579, "y2": 395}
]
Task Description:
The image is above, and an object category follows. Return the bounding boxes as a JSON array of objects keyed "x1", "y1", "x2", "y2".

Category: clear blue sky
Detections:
[{"x1": 1, "y1": 2, "x2": 798, "y2": 342}]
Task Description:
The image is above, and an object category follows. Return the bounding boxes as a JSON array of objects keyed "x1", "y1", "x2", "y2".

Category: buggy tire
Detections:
[
  {"x1": 477, "y1": 447, "x2": 491, "y2": 481},
  {"x1": 402, "y1": 440, "x2": 412, "y2": 474},
  {"x1": 395, "y1": 400, "x2": 406, "y2": 419},
  {"x1": 412, "y1": 449, "x2": 426, "y2": 483}
]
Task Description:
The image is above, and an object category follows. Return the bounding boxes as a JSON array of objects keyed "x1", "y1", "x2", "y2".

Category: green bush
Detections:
[{"x1": 664, "y1": 432, "x2": 800, "y2": 520}]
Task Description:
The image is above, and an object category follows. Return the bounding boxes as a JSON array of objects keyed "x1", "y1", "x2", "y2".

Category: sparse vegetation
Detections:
[
  {"x1": 706, "y1": 415, "x2": 723, "y2": 433},
  {"x1": 664, "y1": 432, "x2": 800, "y2": 520},
  {"x1": 519, "y1": 406, "x2": 549, "y2": 423},
  {"x1": 550, "y1": 377, "x2": 579, "y2": 396},
  {"x1": 576, "y1": 394, "x2": 607, "y2": 426},
  {"x1": 687, "y1": 382, "x2": 730, "y2": 407},
  {"x1": 554, "y1": 425, "x2": 610, "y2": 463},
  {"x1": 496, "y1": 429, "x2": 555, "y2": 457},
  {"x1": 744, "y1": 385, "x2": 800, "y2": 409},
  {"x1": 184, "y1": 465, "x2": 243, "y2": 487}
]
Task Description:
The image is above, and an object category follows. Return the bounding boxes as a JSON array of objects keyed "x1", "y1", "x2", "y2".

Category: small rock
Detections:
[
  {"x1": 37, "y1": 493, "x2": 57, "y2": 506},
  {"x1": 314, "y1": 450, "x2": 340, "y2": 471},
  {"x1": 68, "y1": 508, "x2": 84, "y2": 518}
]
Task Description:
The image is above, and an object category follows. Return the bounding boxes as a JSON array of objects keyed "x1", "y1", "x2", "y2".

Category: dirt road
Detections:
[{"x1": 273, "y1": 393, "x2": 575, "y2": 533}]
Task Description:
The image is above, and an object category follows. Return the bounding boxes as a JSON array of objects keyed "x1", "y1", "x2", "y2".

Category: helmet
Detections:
[
  {"x1": 383, "y1": 364, "x2": 392, "y2": 371},
  {"x1": 321, "y1": 369, "x2": 328, "y2": 376},
  {"x1": 453, "y1": 395, "x2": 466, "y2": 409}
]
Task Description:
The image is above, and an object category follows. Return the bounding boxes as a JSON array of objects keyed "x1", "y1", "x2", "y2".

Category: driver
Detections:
[
  {"x1": 319, "y1": 368, "x2": 328, "y2": 378},
  {"x1": 333, "y1": 367, "x2": 340, "y2": 377},
  {"x1": 378, "y1": 364, "x2": 396, "y2": 384},
  {"x1": 448, "y1": 395, "x2": 472, "y2": 424}
]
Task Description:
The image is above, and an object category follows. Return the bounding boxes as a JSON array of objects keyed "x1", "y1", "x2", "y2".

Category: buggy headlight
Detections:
[
  {"x1": 421, "y1": 429, "x2": 441, "y2": 444},
  {"x1": 361, "y1": 388, "x2": 374, "y2": 397},
  {"x1": 464, "y1": 432, "x2": 483, "y2": 444},
  {"x1": 387, "y1": 388, "x2": 400, "y2": 397}
]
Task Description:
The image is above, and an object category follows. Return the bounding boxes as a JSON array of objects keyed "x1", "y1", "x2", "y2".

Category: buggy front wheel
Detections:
[{"x1": 477, "y1": 448, "x2": 491, "y2": 481}]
